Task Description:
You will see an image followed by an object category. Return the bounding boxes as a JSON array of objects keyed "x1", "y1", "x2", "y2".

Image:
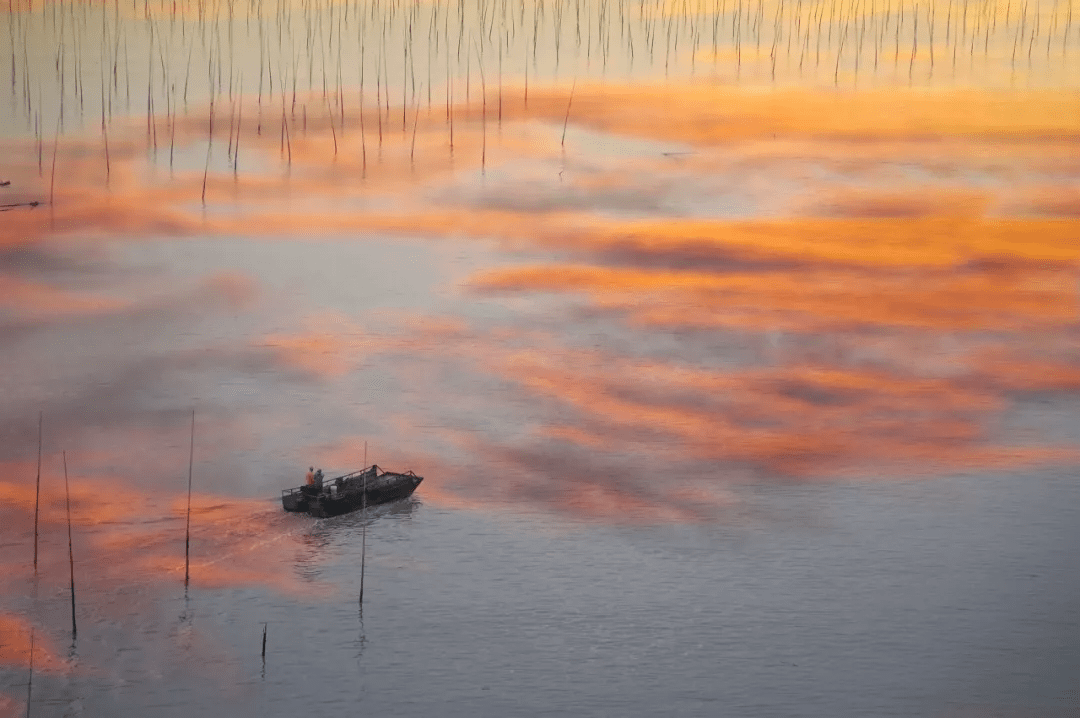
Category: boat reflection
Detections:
[
  {"x1": 326, "y1": 495, "x2": 422, "y2": 537},
  {"x1": 291, "y1": 495, "x2": 422, "y2": 582}
]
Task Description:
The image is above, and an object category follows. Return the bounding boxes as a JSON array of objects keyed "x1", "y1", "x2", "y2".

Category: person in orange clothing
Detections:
[{"x1": 305, "y1": 467, "x2": 315, "y2": 485}]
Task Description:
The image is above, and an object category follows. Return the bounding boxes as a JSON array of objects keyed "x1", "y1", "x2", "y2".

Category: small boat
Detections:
[{"x1": 281, "y1": 465, "x2": 423, "y2": 518}]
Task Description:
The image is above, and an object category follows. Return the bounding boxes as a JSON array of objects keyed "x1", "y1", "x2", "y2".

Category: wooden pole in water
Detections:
[
  {"x1": 261, "y1": 622, "x2": 267, "y2": 659},
  {"x1": 48, "y1": 115, "x2": 60, "y2": 226},
  {"x1": 409, "y1": 91, "x2": 421, "y2": 167},
  {"x1": 62, "y1": 451, "x2": 76, "y2": 639},
  {"x1": 561, "y1": 78, "x2": 576, "y2": 148},
  {"x1": 359, "y1": 460, "x2": 367, "y2": 606},
  {"x1": 33, "y1": 412, "x2": 42, "y2": 573},
  {"x1": 185, "y1": 409, "x2": 194, "y2": 587},
  {"x1": 26, "y1": 628, "x2": 33, "y2": 718}
]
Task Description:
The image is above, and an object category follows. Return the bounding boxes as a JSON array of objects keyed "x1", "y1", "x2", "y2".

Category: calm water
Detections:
[
  {"x1": 3, "y1": 0, "x2": 1080, "y2": 715},
  {"x1": 8, "y1": 470, "x2": 1080, "y2": 717}
]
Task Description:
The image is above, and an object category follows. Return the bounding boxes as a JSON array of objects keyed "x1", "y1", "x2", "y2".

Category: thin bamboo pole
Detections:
[
  {"x1": 561, "y1": 78, "x2": 576, "y2": 147},
  {"x1": 62, "y1": 451, "x2": 76, "y2": 638},
  {"x1": 185, "y1": 409, "x2": 194, "y2": 587},
  {"x1": 33, "y1": 412, "x2": 41, "y2": 573},
  {"x1": 359, "y1": 466, "x2": 367, "y2": 605},
  {"x1": 48, "y1": 115, "x2": 60, "y2": 217},
  {"x1": 359, "y1": 440, "x2": 368, "y2": 605},
  {"x1": 26, "y1": 629, "x2": 33, "y2": 718}
]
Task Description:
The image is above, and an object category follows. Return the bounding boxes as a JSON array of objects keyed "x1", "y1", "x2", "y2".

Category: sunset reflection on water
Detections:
[
  {"x1": 2, "y1": 43, "x2": 1079, "y2": 713},
  {"x1": 3, "y1": 83, "x2": 1078, "y2": 517}
]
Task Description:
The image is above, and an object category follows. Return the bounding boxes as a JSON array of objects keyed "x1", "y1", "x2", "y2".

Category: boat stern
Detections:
[{"x1": 281, "y1": 488, "x2": 308, "y2": 512}]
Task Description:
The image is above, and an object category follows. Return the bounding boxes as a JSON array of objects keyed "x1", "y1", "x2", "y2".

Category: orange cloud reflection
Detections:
[
  {"x1": 489, "y1": 346, "x2": 1080, "y2": 477},
  {"x1": 0, "y1": 614, "x2": 65, "y2": 672},
  {"x1": 0, "y1": 457, "x2": 327, "y2": 599},
  {"x1": 1, "y1": 80, "x2": 1077, "y2": 526},
  {"x1": 469, "y1": 212, "x2": 1080, "y2": 335}
]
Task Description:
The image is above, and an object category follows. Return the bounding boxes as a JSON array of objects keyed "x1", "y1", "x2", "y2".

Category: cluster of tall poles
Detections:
[
  {"x1": 21, "y1": 411, "x2": 375, "y2": 714},
  {"x1": 23, "y1": 409, "x2": 196, "y2": 716},
  {"x1": 28, "y1": 414, "x2": 78, "y2": 639},
  {"x1": 3, "y1": 0, "x2": 1077, "y2": 189},
  {"x1": 22, "y1": 412, "x2": 79, "y2": 718}
]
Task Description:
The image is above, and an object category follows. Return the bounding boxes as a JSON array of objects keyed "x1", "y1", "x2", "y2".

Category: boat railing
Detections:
[
  {"x1": 283, "y1": 467, "x2": 387, "y2": 499},
  {"x1": 282, "y1": 465, "x2": 382, "y2": 495}
]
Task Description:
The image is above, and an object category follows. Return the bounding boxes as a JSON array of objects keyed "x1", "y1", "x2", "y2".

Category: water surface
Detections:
[{"x1": 2, "y1": 0, "x2": 1079, "y2": 715}]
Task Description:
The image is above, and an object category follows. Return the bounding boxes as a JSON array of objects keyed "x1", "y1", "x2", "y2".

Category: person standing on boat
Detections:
[
  {"x1": 314, "y1": 468, "x2": 324, "y2": 492},
  {"x1": 306, "y1": 467, "x2": 315, "y2": 485}
]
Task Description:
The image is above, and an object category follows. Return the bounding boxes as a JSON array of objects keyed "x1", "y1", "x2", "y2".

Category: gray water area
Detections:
[{"x1": 12, "y1": 465, "x2": 1079, "y2": 717}]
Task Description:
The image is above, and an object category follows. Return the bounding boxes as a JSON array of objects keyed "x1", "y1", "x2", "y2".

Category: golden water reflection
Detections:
[
  {"x1": 0, "y1": 45, "x2": 1078, "y2": 716},
  {"x1": 0, "y1": 85, "x2": 1077, "y2": 607}
]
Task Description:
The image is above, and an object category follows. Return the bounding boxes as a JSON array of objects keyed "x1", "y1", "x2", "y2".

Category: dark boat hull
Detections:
[
  {"x1": 281, "y1": 489, "x2": 311, "y2": 513},
  {"x1": 309, "y1": 473, "x2": 422, "y2": 518},
  {"x1": 282, "y1": 466, "x2": 423, "y2": 518}
]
